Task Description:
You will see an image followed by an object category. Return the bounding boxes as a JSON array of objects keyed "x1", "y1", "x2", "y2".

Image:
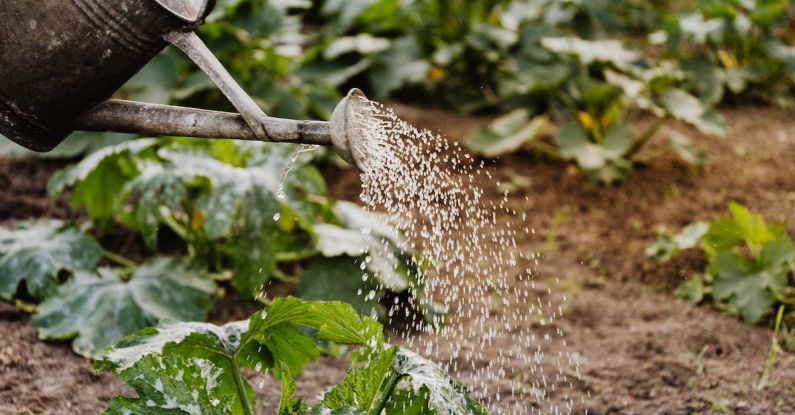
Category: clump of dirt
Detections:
[{"x1": 0, "y1": 157, "x2": 75, "y2": 225}]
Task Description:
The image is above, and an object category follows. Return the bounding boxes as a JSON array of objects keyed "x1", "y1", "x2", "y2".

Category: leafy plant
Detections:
[
  {"x1": 98, "y1": 297, "x2": 485, "y2": 415},
  {"x1": 48, "y1": 138, "x2": 439, "y2": 320},
  {"x1": 0, "y1": 220, "x2": 217, "y2": 357},
  {"x1": 32, "y1": 257, "x2": 216, "y2": 358},
  {"x1": 658, "y1": 0, "x2": 795, "y2": 107},
  {"x1": 0, "y1": 220, "x2": 102, "y2": 300},
  {"x1": 465, "y1": 46, "x2": 725, "y2": 183},
  {"x1": 650, "y1": 202, "x2": 795, "y2": 324}
]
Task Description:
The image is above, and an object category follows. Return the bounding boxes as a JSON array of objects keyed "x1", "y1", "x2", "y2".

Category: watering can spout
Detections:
[{"x1": 0, "y1": 0, "x2": 368, "y2": 170}]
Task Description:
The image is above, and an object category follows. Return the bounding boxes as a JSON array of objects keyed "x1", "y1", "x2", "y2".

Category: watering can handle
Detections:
[
  {"x1": 162, "y1": 30, "x2": 271, "y2": 142},
  {"x1": 76, "y1": 99, "x2": 332, "y2": 145}
]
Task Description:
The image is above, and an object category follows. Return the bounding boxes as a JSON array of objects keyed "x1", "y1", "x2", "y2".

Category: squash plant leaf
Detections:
[
  {"x1": 99, "y1": 299, "x2": 483, "y2": 415},
  {"x1": 556, "y1": 122, "x2": 633, "y2": 183},
  {"x1": 51, "y1": 139, "x2": 439, "y2": 319},
  {"x1": 658, "y1": 88, "x2": 728, "y2": 137},
  {"x1": 99, "y1": 298, "x2": 387, "y2": 414},
  {"x1": 703, "y1": 201, "x2": 784, "y2": 257},
  {"x1": 464, "y1": 110, "x2": 548, "y2": 158},
  {"x1": 48, "y1": 139, "x2": 158, "y2": 221},
  {"x1": 32, "y1": 257, "x2": 215, "y2": 358},
  {"x1": 322, "y1": 347, "x2": 487, "y2": 415},
  {"x1": 708, "y1": 237, "x2": 795, "y2": 324},
  {"x1": 0, "y1": 220, "x2": 102, "y2": 300},
  {"x1": 298, "y1": 257, "x2": 385, "y2": 318},
  {"x1": 104, "y1": 353, "x2": 236, "y2": 415}
]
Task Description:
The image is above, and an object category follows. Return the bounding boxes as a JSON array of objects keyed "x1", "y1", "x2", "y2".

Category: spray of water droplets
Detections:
[{"x1": 347, "y1": 99, "x2": 583, "y2": 414}]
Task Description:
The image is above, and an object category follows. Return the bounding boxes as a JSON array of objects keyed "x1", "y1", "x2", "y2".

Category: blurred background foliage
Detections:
[{"x1": 3, "y1": 0, "x2": 795, "y2": 181}]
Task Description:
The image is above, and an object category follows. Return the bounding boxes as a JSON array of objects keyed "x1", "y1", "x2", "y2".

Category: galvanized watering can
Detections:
[{"x1": 0, "y1": 0, "x2": 369, "y2": 168}]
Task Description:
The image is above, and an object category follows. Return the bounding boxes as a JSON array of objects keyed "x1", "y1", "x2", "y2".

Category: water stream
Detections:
[
  {"x1": 344, "y1": 100, "x2": 582, "y2": 414},
  {"x1": 274, "y1": 100, "x2": 581, "y2": 413}
]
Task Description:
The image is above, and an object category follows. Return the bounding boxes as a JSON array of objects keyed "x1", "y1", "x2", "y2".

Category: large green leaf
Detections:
[
  {"x1": 464, "y1": 110, "x2": 548, "y2": 158},
  {"x1": 101, "y1": 320, "x2": 255, "y2": 414},
  {"x1": 658, "y1": 88, "x2": 728, "y2": 137},
  {"x1": 48, "y1": 139, "x2": 158, "y2": 220},
  {"x1": 0, "y1": 221, "x2": 102, "y2": 300},
  {"x1": 540, "y1": 36, "x2": 641, "y2": 70},
  {"x1": 709, "y1": 238, "x2": 795, "y2": 324},
  {"x1": 556, "y1": 122, "x2": 634, "y2": 183},
  {"x1": 703, "y1": 201, "x2": 784, "y2": 257},
  {"x1": 298, "y1": 257, "x2": 385, "y2": 317},
  {"x1": 32, "y1": 257, "x2": 215, "y2": 358},
  {"x1": 104, "y1": 354, "x2": 235, "y2": 415},
  {"x1": 369, "y1": 36, "x2": 431, "y2": 98},
  {"x1": 100, "y1": 298, "x2": 385, "y2": 413},
  {"x1": 121, "y1": 163, "x2": 188, "y2": 248},
  {"x1": 323, "y1": 346, "x2": 487, "y2": 415},
  {"x1": 100, "y1": 298, "x2": 482, "y2": 415}
]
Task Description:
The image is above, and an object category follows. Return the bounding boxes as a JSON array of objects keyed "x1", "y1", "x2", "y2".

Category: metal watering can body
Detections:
[
  {"x1": 0, "y1": 0, "x2": 368, "y2": 169},
  {"x1": 0, "y1": 0, "x2": 214, "y2": 151}
]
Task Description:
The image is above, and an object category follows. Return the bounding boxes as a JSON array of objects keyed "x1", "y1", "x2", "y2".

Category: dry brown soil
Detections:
[{"x1": 1, "y1": 104, "x2": 795, "y2": 414}]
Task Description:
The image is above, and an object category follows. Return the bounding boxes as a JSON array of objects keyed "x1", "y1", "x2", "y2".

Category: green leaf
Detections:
[
  {"x1": 229, "y1": 188, "x2": 283, "y2": 298},
  {"x1": 324, "y1": 34, "x2": 392, "y2": 59},
  {"x1": 464, "y1": 111, "x2": 548, "y2": 158},
  {"x1": 323, "y1": 346, "x2": 400, "y2": 413},
  {"x1": 101, "y1": 299, "x2": 480, "y2": 415},
  {"x1": 121, "y1": 163, "x2": 188, "y2": 248},
  {"x1": 708, "y1": 238, "x2": 795, "y2": 324},
  {"x1": 674, "y1": 274, "x2": 706, "y2": 304},
  {"x1": 32, "y1": 257, "x2": 215, "y2": 358},
  {"x1": 369, "y1": 36, "x2": 431, "y2": 98},
  {"x1": 667, "y1": 129, "x2": 706, "y2": 166},
  {"x1": 658, "y1": 89, "x2": 728, "y2": 137},
  {"x1": 556, "y1": 122, "x2": 633, "y2": 183},
  {"x1": 390, "y1": 348, "x2": 487, "y2": 414},
  {"x1": 219, "y1": 298, "x2": 385, "y2": 381},
  {"x1": 601, "y1": 123, "x2": 635, "y2": 160},
  {"x1": 277, "y1": 363, "x2": 304, "y2": 415},
  {"x1": 101, "y1": 320, "x2": 254, "y2": 414},
  {"x1": 101, "y1": 299, "x2": 386, "y2": 414},
  {"x1": 48, "y1": 139, "x2": 158, "y2": 221},
  {"x1": 0, "y1": 221, "x2": 102, "y2": 300},
  {"x1": 646, "y1": 222, "x2": 709, "y2": 262},
  {"x1": 323, "y1": 346, "x2": 487, "y2": 414},
  {"x1": 298, "y1": 257, "x2": 384, "y2": 318},
  {"x1": 540, "y1": 36, "x2": 641, "y2": 70},
  {"x1": 104, "y1": 354, "x2": 235, "y2": 415},
  {"x1": 703, "y1": 202, "x2": 783, "y2": 257}
]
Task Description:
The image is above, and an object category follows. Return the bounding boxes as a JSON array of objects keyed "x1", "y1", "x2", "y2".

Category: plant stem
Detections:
[
  {"x1": 627, "y1": 117, "x2": 666, "y2": 158},
  {"x1": 272, "y1": 269, "x2": 300, "y2": 285},
  {"x1": 231, "y1": 357, "x2": 255, "y2": 415},
  {"x1": 370, "y1": 372, "x2": 403, "y2": 415},
  {"x1": 275, "y1": 249, "x2": 319, "y2": 262},
  {"x1": 757, "y1": 305, "x2": 785, "y2": 390},
  {"x1": 160, "y1": 209, "x2": 190, "y2": 241},
  {"x1": 102, "y1": 249, "x2": 137, "y2": 268},
  {"x1": 529, "y1": 140, "x2": 564, "y2": 161}
]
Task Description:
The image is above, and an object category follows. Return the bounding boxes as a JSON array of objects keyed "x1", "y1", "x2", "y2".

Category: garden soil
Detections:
[{"x1": 1, "y1": 105, "x2": 794, "y2": 414}]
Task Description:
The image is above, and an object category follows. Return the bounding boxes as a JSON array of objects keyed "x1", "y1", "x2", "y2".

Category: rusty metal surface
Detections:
[{"x1": 0, "y1": 0, "x2": 209, "y2": 151}]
